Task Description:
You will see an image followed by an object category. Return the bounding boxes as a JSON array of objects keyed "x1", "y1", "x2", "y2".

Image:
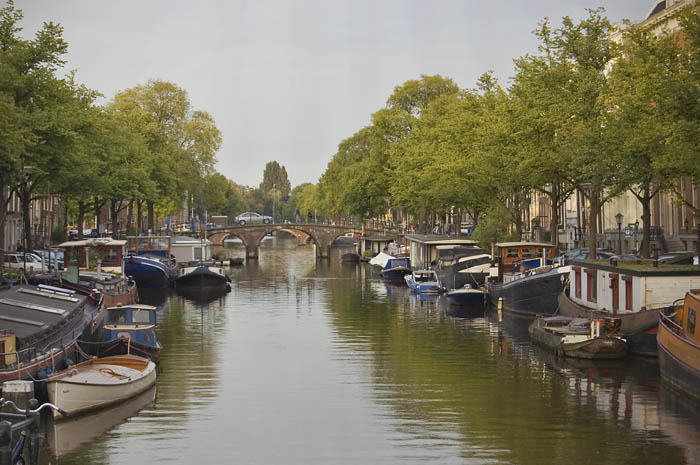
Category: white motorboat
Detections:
[{"x1": 47, "y1": 354, "x2": 156, "y2": 418}]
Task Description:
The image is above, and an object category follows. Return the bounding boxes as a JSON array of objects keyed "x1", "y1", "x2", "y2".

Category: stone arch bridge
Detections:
[{"x1": 205, "y1": 223, "x2": 397, "y2": 259}]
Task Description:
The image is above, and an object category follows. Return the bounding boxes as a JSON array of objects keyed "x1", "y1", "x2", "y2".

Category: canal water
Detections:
[{"x1": 41, "y1": 237, "x2": 699, "y2": 464}]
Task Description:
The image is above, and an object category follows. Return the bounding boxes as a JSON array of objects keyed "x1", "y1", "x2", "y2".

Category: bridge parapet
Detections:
[{"x1": 205, "y1": 223, "x2": 398, "y2": 259}]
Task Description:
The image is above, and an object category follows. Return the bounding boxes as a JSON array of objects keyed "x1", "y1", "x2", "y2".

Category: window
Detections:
[
  {"x1": 107, "y1": 309, "x2": 128, "y2": 325},
  {"x1": 506, "y1": 248, "x2": 519, "y2": 258},
  {"x1": 585, "y1": 269, "x2": 597, "y2": 303},
  {"x1": 132, "y1": 309, "x2": 151, "y2": 324},
  {"x1": 573, "y1": 267, "x2": 582, "y2": 299},
  {"x1": 521, "y1": 248, "x2": 534, "y2": 258},
  {"x1": 689, "y1": 309, "x2": 696, "y2": 335},
  {"x1": 623, "y1": 276, "x2": 633, "y2": 311},
  {"x1": 194, "y1": 247, "x2": 202, "y2": 260}
]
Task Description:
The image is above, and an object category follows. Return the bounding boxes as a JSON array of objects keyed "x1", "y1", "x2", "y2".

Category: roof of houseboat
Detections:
[
  {"x1": 171, "y1": 236, "x2": 212, "y2": 245},
  {"x1": 58, "y1": 239, "x2": 126, "y2": 247},
  {"x1": 404, "y1": 235, "x2": 477, "y2": 245},
  {"x1": 496, "y1": 242, "x2": 553, "y2": 248},
  {"x1": 106, "y1": 304, "x2": 157, "y2": 311}
]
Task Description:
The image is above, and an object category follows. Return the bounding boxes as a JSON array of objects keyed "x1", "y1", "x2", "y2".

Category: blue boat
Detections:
[
  {"x1": 380, "y1": 257, "x2": 412, "y2": 282},
  {"x1": 446, "y1": 284, "x2": 486, "y2": 306},
  {"x1": 124, "y1": 254, "x2": 175, "y2": 288},
  {"x1": 404, "y1": 269, "x2": 445, "y2": 294},
  {"x1": 124, "y1": 236, "x2": 177, "y2": 287},
  {"x1": 99, "y1": 304, "x2": 161, "y2": 362}
]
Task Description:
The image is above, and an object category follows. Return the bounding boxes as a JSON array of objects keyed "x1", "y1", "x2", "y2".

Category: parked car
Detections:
[
  {"x1": 33, "y1": 249, "x2": 65, "y2": 270},
  {"x1": 2, "y1": 252, "x2": 44, "y2": 273},
  {"x1": 555, "y1": 248, "x2": 614, "y2": 265},
  {"x1": 234, "y1": 212, "x2": 272, "y2": 225}
]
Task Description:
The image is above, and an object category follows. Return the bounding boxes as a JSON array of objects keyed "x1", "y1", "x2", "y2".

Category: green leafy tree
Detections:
[{"x1": 260, "y1": 161, "x2": 291, "y2": 200}]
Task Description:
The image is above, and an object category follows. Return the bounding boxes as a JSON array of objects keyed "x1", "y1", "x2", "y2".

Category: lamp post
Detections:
[
  {"x1": 634, "y1": 219, "x2": 639, "y2": 254},
  {"x1": 615, "y1": 213, "x2": 623, "y2": 255},
  {"x1": 272, "y1": 183, "x2": 276, "y2": 224}
]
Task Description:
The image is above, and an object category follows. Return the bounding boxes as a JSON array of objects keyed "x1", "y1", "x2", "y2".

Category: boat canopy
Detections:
[{"x1": 369, "y1": 252, "x2": 393, "y2": 269}]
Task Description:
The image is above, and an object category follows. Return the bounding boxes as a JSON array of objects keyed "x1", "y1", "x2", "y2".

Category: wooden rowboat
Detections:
[{"x1": 47, "y1": 354, "x2": 156, "y2": 418}]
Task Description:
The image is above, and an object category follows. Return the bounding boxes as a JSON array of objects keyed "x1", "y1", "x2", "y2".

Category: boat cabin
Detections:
[
  {"x1": 126, "y1": 236, "x2": 171, "y2": 258},
  {"x1": 103, "y1": 304, "x2": 158, "y2": 348},
  {"x1": 58, "y1": 239, "x2": 127, "y2": 274},
  {"x1": 359, "y1": 236, "x2": 394, "y2": 258},
  {"x1": 171, "y1": 236, "x2": 213, "y2": 264},
  {"x1": 569, "y1": 260, "x2": 700, "y2": 314},
  {"x1": 670, "y1": 290, "x2": 700, "y2": 345},
  {"x1": 496, "y1": 242, "x2": 554, "y2": 281},
  {"x1": 404, "y1": 235, "x2": 480, "y2": 270}
]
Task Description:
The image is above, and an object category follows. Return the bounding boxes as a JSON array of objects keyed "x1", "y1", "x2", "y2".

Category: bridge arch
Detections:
[{"x1": 206, "y1": 223, "x2": 396, "y2": 260}]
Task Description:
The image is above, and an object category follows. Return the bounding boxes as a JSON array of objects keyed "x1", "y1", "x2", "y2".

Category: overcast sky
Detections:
[{"x1": 18, "y1": 0, "x2": 649, "y2": 188}]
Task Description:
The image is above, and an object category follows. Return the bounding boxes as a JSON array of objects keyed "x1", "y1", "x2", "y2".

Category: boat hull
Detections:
[
  {"x1": 446, "y1": 289, "x2": 485, "y2": 306},
  {"x1": 176, "y1": 267, "x2": 229, "y2": 289},
  {"x1": 47, "y1": 355, "x2": 157, "y2": 418},
  {"x1": 124, "y1": 256, "x2": 170, "y2": 288},
  {"x1": 528, "y1": 320, "x2": 627, "y2": 360},
  {"x1": 558, "y1": 291, "x2": 661, "y2": 357},
  {"x1": 380, "y1": 267, "x2": 411, "y2": 282},
  {"x1": 657, "y1": 317, "x2": 700, "y2": 402},
  {"x1": 487, "y1": 270, "x2": 566, "y2": 317}
]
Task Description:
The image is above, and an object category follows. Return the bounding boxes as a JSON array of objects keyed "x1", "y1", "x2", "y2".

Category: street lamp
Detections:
[
  {"x1": 634, "y1": 219, "x2": 639, "y2": 253},
  {"x1": 615, "y1": 212, "x2": 624, "y2": 255}
]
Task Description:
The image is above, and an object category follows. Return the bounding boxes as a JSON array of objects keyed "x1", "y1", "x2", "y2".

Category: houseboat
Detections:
[
  {"x1": 0, "y1": 283, "x2": 99, "y2": 382},
  {"x1": 403, "y1": 235, "x2": 481, "y2": 271},
  {"x1": 486, "y1": 242, "x2": 567, "y2": 319},
  {"x1": 658, "y1": 290, "x2": 700, "y2": 402},
  {"x1": 170, "y1": 236, "x2": 214, "y2": 265},
  {"x1": 559, "y1": 260, "x2": 700, "y2": 356},
  {"x1": 57, "y1": 239, "x2": 138, "y2": 307},
  {"x1": 434, "y1": 244, "x2": 492, "y2": 290}
]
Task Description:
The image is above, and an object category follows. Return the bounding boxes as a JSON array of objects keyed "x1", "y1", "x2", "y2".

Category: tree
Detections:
[
  {"x1": 110, "y1": 80, "x2": 221, "y2": 231},
  {"x1": 260, "y1": 161, "x2": 291, "y2": 200},
  {"x1": 602, "y1": 23, "x2": 679, "y2": 257}
]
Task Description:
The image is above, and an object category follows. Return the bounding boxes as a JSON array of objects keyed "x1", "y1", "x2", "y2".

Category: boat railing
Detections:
[
  {"x1": 659, "y1": 311, "x2": 684, "y2": 337},
  {"x1": 0, "y1": 325, "x2": 81, "y2": 373}
]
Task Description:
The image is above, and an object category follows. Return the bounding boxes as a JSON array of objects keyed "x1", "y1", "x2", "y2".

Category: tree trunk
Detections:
[
  {"x1": 147, "y1": 200, "x2": 155, "y2": 233},
  {"x1": 93, "y1": 197, "x2": 101, "y2": 236},
  {"x1": 137, "y1": 200, "x2": 143, "y2": 233},
  {"x1": 110, "y1": 199, "x2": 119, "y2": 239},
  {"x1": 550, "y1": 184, "x2": 560, "y2": 251},
  {"x1": 0, "y1": 188, "x2": 9, "y2": 276},
  {"x1": 588, "y1": 191, "x2": 601, "y2": 260},
  {"x1": 20, "y1": 182, "x2": 33, "y2": 252},
  {"x1": 77, "y1": 201, "x2": 87, "y2": 240},
  {"x1": 640, "y1": 186, "x2": 652, "y2": 259},
  {"x1": 418, "y1": 207, "x2": 426, "y2": 234}
]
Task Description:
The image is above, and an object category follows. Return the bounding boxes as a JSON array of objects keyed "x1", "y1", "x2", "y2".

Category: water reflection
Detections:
[{"x1": 40, "y1": 238, "x2": 699, "y2": 464}]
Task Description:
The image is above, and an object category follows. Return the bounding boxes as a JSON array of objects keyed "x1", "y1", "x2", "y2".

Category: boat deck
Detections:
[{"x1": 52, "y1": 356, "x2": 151, "y2": 385}]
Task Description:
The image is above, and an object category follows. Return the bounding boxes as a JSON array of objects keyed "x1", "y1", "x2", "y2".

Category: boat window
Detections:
[
  {"x1": 689, "y1": 308, "x2": 696, "y2": 335},
  {"x1": 132, "y1": 309, "x2": 152, "y2": 324},
  {"x1": 194, "y1": 247, "x2": 202, "y2": 260},
  {"x1": 138, "y1": 238, "x2": 149, "y2": 250},
  {"x1": 155, "y1": 238, "x2": 169, "y2": 250},
  {"x1": 107, "y1": 309, "x2": 128, "y2": 325},
  {"x1": 506, "y1": 248, "x2": 519, "y2": 258},
  {"x1": 143, "y1": 332, "x2": 152, "y2": 343},
  {"x1": 521, "y1": 248, "x2": 534, "y2": 258}
]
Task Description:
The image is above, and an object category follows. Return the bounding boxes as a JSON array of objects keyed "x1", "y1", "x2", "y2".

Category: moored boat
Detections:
[
  {"x1": 528, "y1": 316, "x2": 627, "y2": 359},
  {"x1": 446, "y1": 284, "x2": 485, "y2": 306},
  {"x1": 175, "y1": 264, "x2": 230, "y2": 290},
  {"x1": 124, "y1": 236, "x2": 177, "y2": 288},
  {"x1": 559, "y1": 260, "x2": 700, "y2": 356},
  {"x1": 380, "y1": 257, "x2": 412, "y2": 282},
  {"x1": 46, "y1": 354, "x2": 157, "y2": 418},
  {"x1": 98, "y1": 304, "x2": 161, "y2": 361},
  {"x1": 404, "y1": 269, "x2": 445, "y2": 294},
  {"x1": 657, "y1": 290, "x2": 700, "y2": 402},
  {"x1": 0, "y1": 283, "x2": 99, "y2": 382},
  {"x1": 485, "y1": 242, "x2": 566, "y2": 319}
]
